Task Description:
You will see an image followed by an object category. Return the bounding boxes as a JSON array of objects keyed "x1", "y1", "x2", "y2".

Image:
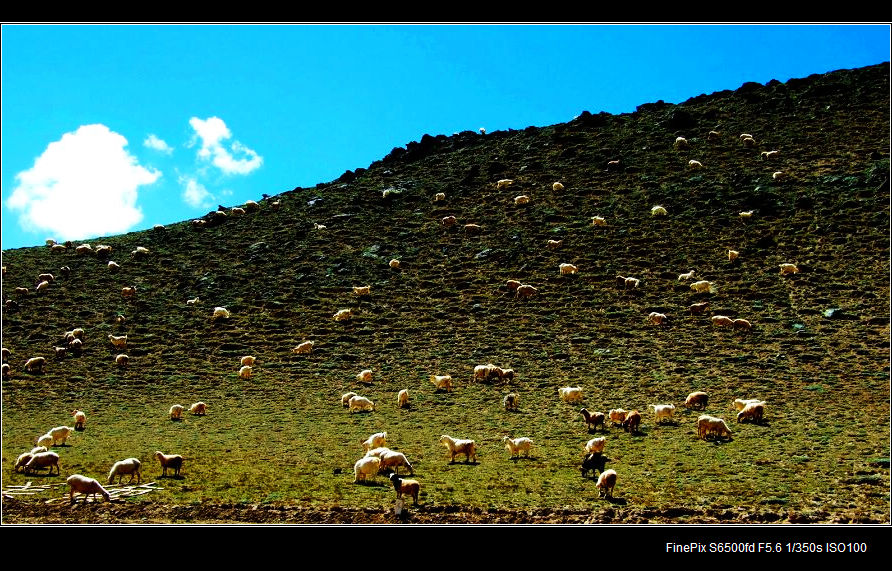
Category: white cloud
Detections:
[
  {"x1": 6, "y1": 124, "x2": 160, "y2": 241},
  {"x1": 144, "y1": 134, "x2": 173, "y2": 154},
  {"x1": 189, "y1": 116, "x2": 262, "y2": 175},
  {"x1": 180, "y1": 175, "x2": 214, "y2": 208}
]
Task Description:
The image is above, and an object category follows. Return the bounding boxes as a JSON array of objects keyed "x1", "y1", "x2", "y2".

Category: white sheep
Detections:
[
  {"x1": 354, "y1": 456, "x2": 381, "y2": 483},
  {"x1": 684, "y1": 391, "x2": 709, "y2": 410},
  {"x1": 728, "y1": 249, "x2": 740, "y2": 262},
  {"x1": 690, "y1": 280, "x2": 713, "y2": 294},
  {"x1": 36, "y1": 433, "x2": 54, "y2": 449},
  {"x1": 732, "y1": 318, "x2": 753, "y2": 331},
  {"x1": 47, "y1": 426, "x2": 73, "y2": 446},
  {"x1": 515, "y1": 284, "x2": 538, "y2": 299},
  {"x1": 772, "y1": 171, "x2": 786, "y2": 181},
  {"x1": 348, "y1": 395, "x2": 375, "y2": 413},
  {"x1": 362, "y1": 431, "x2": 388, "y2": 452},
  {"x1": 649, "y1": 403, "x2": 676, "y2": 424},
  {"x1": 434, "y1": 192, "x2": 446, "y2": 202},
  {"x1": 37, "y1": 272, "x2": 55, "y2": 283},
  {"x1": 356, "y1": 369, "x2": 373, "y2": 383},
  {"x1": 115, "y1": 354, "x2": 129, "y2": 367},
  {"x1": 439, "y1": 435, "x2": 477, "y2": 463},
  {"x1": 189, "y1": 402, "x2": 207, "y2": 416},
  {"x1": 688, "y1": 159, "x2": 704, "y2": 170},
  {"x1": 514, "y1": 195, "x2": 531, "y2": 205},
  {"x1": 673, "y1": 136, "x2": 689, "y2": 149},
  {"x1": 442, "y1": 215, "x2": 457, "y2": 227},
  {"x1": 213, "y1": 307, "x2": 231, "y2": 320},
  {"x1": 333, "y1": 308, "x2": 353, "y2": 321},
  {"x1": 397, "y1": 389, "x2": 410, "y2": 409},
  {"x1": 169, "y1": 404, "x2": 185, "y2": 420},
  {"x1": 591, "y1": 216, "x2": 607, "y2": 226},
  {"x1": 75, "y1": 243, "x2": 93, "y2": 255},
  {"x1": 154, "y1": 451, "x2": 184, "y2": 477},
  {"x1": 107, "y1": 261, "x2": 120, "y2": 271},
  {"x1": 596, "y1": 469, "x2": 617, "y2": 498},
  {"x1": 697, "y1": 415, "x2": 733, "y2": 440},
  {"x1": 67, "y1": 475, "x2": 111, "y2": 503},
  {"x1": 584, "y1": 437, "x2": 606, "y2": 455},
  {"x1": 239, "y1": 365, "x2": 253, "y2": 379},
  {"x1": 651, "y1": 205, "x2": 668, "y2": 216},
  {"x1": 187, "y1": 297, "x2": 200, "y2": 305},
  {"x1": 648, "y1": 312, "x2": 668, "y2": 325},
  {"x1": 108, "y1": 458, "x2": 142, "y2": 484},
  {"x1": 24, "y1": 356, "x2": 47, "y2": 373},
  {"x1": 379, "y1": 450, "x2": 414, "y2": 475},
  {"x1": 341, "y1": 392, "x2": 358, "y2": 407},
  {"x1": 243, "y1": 199, "x2": 259, "y2": 212},
  {"x1": 496, "y1": 179, "x2": 514, "y2": 189},
  {"x1": 779, "y1": 263, "x2": 799, "y2": 275},
  {"x1": 711, "y1": 315, "x2": 734, "y2": 328},
  {"x1": 506, "y1": 279, "x2": 522, "y2": 291},
  {"x1": 558, "y1": 386, "x2": 583, "y2": 403},
  {"x1": 131, "y1": 246, "x2": 150, "y2": 257},
  {"x1": 73, "y1": 410, "x2": 86, "y2": 430},
  {"x1": 559, "y1": 263, "x2": 578, "y2": 275},
  {"x1": 742, "y1": 136, "x2": 756, "y2": 148},
  {"x1": 503, "y1": 392, "x2": 519, "y2": 411},
  {"x1": 313, "y1": 222, "x2": 327, "y2": 230},
  {"x1": 389, "y1": 259, "x2": 401, "y2": 269},
  {"x1": 431, "y1": 374, "x2": 453, "y2": 392},
  {"x1": 464, "y1": 223, "x2": 482, "y2": 234},
  {"x1": 608, "y1": 409, "x2": 628, "y2": 426},
  {"x1": 503, "y1": 436, "x2": 533, "y2": 458},
  {"x1": 51, "y1": 244, "x2": 68, "y2": 253},
  {"x1": 737, "y1": 401, "x2": 765, "y2": 423},
  {"x1": 230, "y1": 207, "x2": 246, "y2": 216},
  {"x1": 292, "y1": 341, "x2": 314, "y2": 354},
  {"x1": 122, "y1": 286, "x2": 136, "y2": 298},
  {"x1": 733, "y1": 398, "x2": 765, "y2": 411},
  {"x1": 109, "y1": 334, "x2": 128, "y2": 349},
  {"x1": 15, "y1": 447, "x2": 48, "y2": 472},
  {"x1": 739, "y1": 210, "x2": 754, "y2": 218},
  {"x1": 761, "y1": 150, "x2": 780, "y2": 160},
  {"x1": 24, "y1": 451, "x2": 60, "y2": 475},
  {"x1": 35, "y1": 280, "x2": 50, "y2": 293},
  {"x1": 607, "y1": 160, "x2": 621, "y2": 169},
  {"x1": 624, "y1": 277, "x2": 640, "y2": 290},
  {"x1": 546, "y1": 239, "x2": 563, "y2": 249},
  {"x1": 553, "y1": 182, "x2": 564, "y2": 191},
  {"x1": 677, "y1": 270, "x2": 695, "y2": 281},
  {"x1": 353, "y1": 285, "x2": 371, "y2": 297},
  {"x1": 240, "y1": 355, "x2": 256, "y2": 367}
]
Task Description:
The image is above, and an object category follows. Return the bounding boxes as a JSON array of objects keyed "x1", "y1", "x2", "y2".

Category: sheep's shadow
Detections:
[
  {"x1": 509, "y1": 455, "x2": 536, "y2": 462},
  {"x1": 158, "y1": 474, "x2": 186, "y2": 480},
  {"x1": 447, "y1": 460, "x2": 480, "y2": 466},
  {"x1": 601, "y1": 495, "x2": 627, "y2": 506}
]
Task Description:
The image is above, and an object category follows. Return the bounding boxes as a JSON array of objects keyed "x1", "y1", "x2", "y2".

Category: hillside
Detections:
[{"x1": 2, "y1": 62, "x2": 889, "y2": 524}]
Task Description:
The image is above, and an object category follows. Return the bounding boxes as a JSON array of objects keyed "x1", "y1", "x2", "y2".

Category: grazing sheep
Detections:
[
  {"x1": 606, "y1": 160, "x2": 621, "y2": 170},
  {"x1": 648, "y1": 312, "x2": 668, "y2": 325},
  {"x1": 154, "y1": 451, "x2": 184, "y2": 477},
  {"x1": 596, "y1": 469, "x2": 617, "y2": 498},
  {"x1": 109, "y1": 334, "x2": 128, "y2": 349},
  {"x1": 559, "y1": 263, "x2": 578, "y2": 275},
  {"x1": 36, "y1": 433, "x2": 54, "y2": 449},
  {"x1": 379, "y1": 450, "x2": 414, "y2": 475},
  {"x1": 711, "y1": 315, "x2": 735, "y2": 328},
  {"x1": 503, "y1": 392, "x2": 519, "y2": 411},
  {"x1": 697, "y1": 415, "x2": 733, "y2": 440},
  {"x1": 353, "y1": 285, "x2": 371, "y2": 297},
  {"x1": 240, "y1": 356, "x2": 256, "y2": 367},
  {"x1": 67, "y1": 475, "x2": 111, "y2": 503},
  {"x1": 442, "y1": 215, "x2": 457, "y2": 227},
  {"x1": 51, "y1": 244, "x2": 68, "y2": 253},
  {"x1": 434, "y1": 192, "x2": 446, "y2": 202},
  {"x1": 75, "y1": 244, "x2": 93, "y2": 255},
  {"x1": 546, "y1": 239, "x2": 563, "y2": 249},
  {"x1": 25, "y1": 451, "x2": 60, "y2": 475},
  {"x1": 651, "y1": 205, "x2": 668, "y2": 216},
  {"x1": 733, "y1": 398, "x2": 765, "y2": 411},
  {"x1": 121, "y1": 286, "x2": 136, "y2": 298},
  {"x1": 69, "y1": 338, "x2": 83, "y2": 352},
  {"x1": 690, "y1": 280, "x2": 713, "y2": 294},
  {"x1": 496, "y1": 179, "x2": 514, "y2": 189},
  {"x1": 356, "y1": 369, "x2": 373, "y2": 383},
  {"x1": 73, "y1": 410, "x2": 86, "y2": 430},
  {"x1": 728, "y1": 249, "x2": 740, "y2": 262},
  {"x1": 15, "y1": 287, "x2": 29, "y2": 296},
  {"x1": 506, "y1": 279, "x2": 522, "y2": 292},
  {"x1": 108, "y1": 458, "x2": 142, "y2": 484},
  {"x1": 389, "y1": 259, "x2": 401, "y2": 269},
  {"x1": 503, "y1": 436, "x2": 533, "y2": 458},
  {"x1": 688, "y1": 302, "x2": 710, "y2": 317},
  {"x1": 772, "y1": 171, "x2": 786, "y2": 181},
  {"x1": 515, "y1": 284, "x2": 538, "y2": 299},
  {"x1": 115, "y1": 354, "x2": 129, "y2": 367},
  {"x1": 473, "y1": 364, "x2": 502, "y2": 382},
  {"x1": 53, "y1": 346, "x2": 67, "y2": 358},
  {"x1": 581, "y1": 452, "x2": 607, "y2": 479},
  {"x1": 24, "y1": 356, "x2": 47, "y2": 373},
  {"x1": 553, "y1": 182, "x2": 564, "y2": 191},
  {"x1": 431, "y1": 374, "x2": 453, "y2": 392},
  {"x1": 732, "y1": 318, "x2": 753, "y2": 331},
  {"x1": 622, "y1": 410, "x2": 642, "y2": 433},
  {"x1": 779, "y1": 263, "x2": 799, "y2": 275},
  {"x1": 114, "y1": 314, "x2": 126, "y2": 325},
  {"x1": 674, "y1": 136, "x2": 689, "y2": 150},
  {"x1": 238, "y1": 365, "x2": 253, "y2": 379},
  {"x1": 737, "y1": 401, "x2": 765, "y2": 423},
  {"x1": 362, "y1": 432, "x2": 388, "y2": 453},
  {"x1": 186, "y1": 297, "x2": 200, "y2": 306},
  {"x1": 292, "y1": 341, "x2": 314, "y2": 354},
  {"x1": 154, "y1": 224, "x2": 166, "y2": 230},
  {"x1": 244, "y1": 199, "x2": 259, "y2": 212},
  {"x1": 230, "y1": 207, "x2": 246, "y2": 216},
  {"x1": 580, "y1": 408, "x2": 605, "y2": 431},
  {"x1": 348, "y1": 395, "x2": 375, "y2": 413},
  {"x1": 397, "y1": 389, "x2": 410, "y2": 409},
  {"x1": 688, "y1": 159, "x2": 704, "y2": 170},
  {"x1": 354, "y1": 456, "x2": 382, "y2": 483},
  {"x1": 479, "y1": 127, "x2": 486, "y2": 135},
  {"x1": 1, "y1": 363, "x2": 9, "y2": 379},
  {"x1": 2, "y1": 347, "x2": 9, "y2": 362},
  {"x1": 189, "y1": 402, "x2": 207, "y2": 416},
  {"x1": 313, "y1": 222, "x2": 327, "y2": 230},
  {"x1": 677, "y1": 270, "x2": 695, "y2": 281},
  {"x1": 500, "y1": 368, "x2": 515, "y2": 381},
  {"x1": 684, "y1": 391, "x2": 709, "y2": 410},
  {"x1": 439, "y1": 435, "x2": 477, "y2": 463},
  {"x1": 514, "y1": 195, "x2": 531, "y2": 205},
  {"x1": 47, "y1": 426, "x2": 73, "y2": 446},
  {"x1": 739, "y1": 210, "x2": 754, "y2": 218},
  {"x1": 341, "y1": 392, "x2": 357, "y2": 407},
  {"x1": 212, "y1": 307, "x2": 230, "y2": 320},
  {"x1": 107, "y1": 261, "x2": 121, "y2": 271},
  {"x1": 389, "y1": 473, "x2": 420, "y2": 505},
  {"x1": 191, "y1": 219, "x2": 206, "y2": 228},
  {"x1": 464, "y1": 223, "x2": 482, "y2": 234},
  {"x1": 608, "y1": 409, "x2": 628, "y2": 426},
  {"x1": 585, "y1": 437, "x2": 607, "y2": 455},
  {"x1": 558, "y1": 387, "x2": 584, "y2": 404},
  {"x1": 624, "y1": 277, "x2": 640, "y2": 290},
  {"x1": 761, "y1": 150, "x2": 780, "y2": 160},
  {"x1": 649, "y1": 404, "x2": 676, "y2": 424},
  {"x1": 131, "y1": 246, "x2": 150, "y2": 258},
  {"x1": 707, "y1": 130, "x2": 721, "y2": 141},
  {"x1": 333, "y1": 309, "x2": 353, "y2": 321},
  {"x1": 169, "y1": 404, "x2": 185, "y2": 420},
  {"x1": 742, "y1": 136, "x2": 756, "y2": 148},
  {"x1": 15, "y1": 447, "x2": 49, "y2": 472},
  {"x1": 35, "y1": 280, "x2": 50, "y2": 293},
  {"x1": 37, "y1": 273, "x2": 55, "y2": 283}
]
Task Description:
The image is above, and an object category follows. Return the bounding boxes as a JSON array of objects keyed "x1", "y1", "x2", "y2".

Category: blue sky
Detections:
[{"x1": 2, "y1": 24, "x2": 889, "y2": 250}]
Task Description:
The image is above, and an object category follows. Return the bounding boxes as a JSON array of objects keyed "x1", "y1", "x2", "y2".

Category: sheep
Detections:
[
  {"x1": 292, "y1": 341, "x2": 314, "y2": 354},
  {"x1": 688, "y1": 159, "x2": 704, "y2": 170},
  {"x1": 737, "y1": 401, "x2": 765, "y2": 424},
  {"x1": 584, "y1": 436, "x2": 607, "y2": 456},
  {"x1": 464, "y1": 223, "x2": 482, "y2": 234},
  {"x1": 190, "y1": 402, "x2": 207, "y2": 416},
  {"x1": 169, "y1": 404, "x2": 185, "y2": 420},
  {"x1": 389, "y1": 259, "x2": 401, "y2": 269},
  {"x1": 379, "y1": 450, "x2": 414, "y2": 475},
  {"x1": 439, "y1": 435, "x2": 477, "y2": 463},
  {"x1": 473, "y1": 364, "x2": 502, "y2": 382},
  {"x1": 37, "y1": 272, "x2": 55, "y2": 283},
  {"x1": 772, "y1": 171, "x2": 786, "y2": 181},
  {"x1": 356, "y1": 369, "x2": 373, "y2": 383},
  {"x1": 362, "y1": 432, "x2": 388, "y2": 453},
  {"x1": 381, "y1": 188, "x2": 401, "y2": 199},
  {"x1": 239, "y1": 365, "x2": 253, "y2": 380},
  {"x1": 514, "y1": 195, "x2": 531, "y2": 205},
  {"x1": 67, "y1": 475, "x2": 111, "y2": 503},
  {"x1": 131, "y1": 246, "x2": 150, "y2": 258},
  {"x1": 66, "y1": 326, "x2": 86, "y2": 340},
  {"x1": 678, "y1": 270, "x2": 695, "y2": 281},
  {"x1": 648, "y1": 312, "x2": 668, "y2": 325},
  {"x1": 741, "y1": 136, "x2": 756, "y2": 148},
  {"x1": 51, "y1": 244, "x2": 68, "y2": 253},
  {"x1": 651, "y1": 205, "x2": 668, "y2": 216},
  {"x1": 624, "y1": 277, "x2": 640, "y2": 290},
  {"x1": 595, "y1": 469, "x2": 617, "y2": 498},
  {"x1": 389, "y1": 473, "x2": 420, "y2": 505},
  {"x1": 341, "y1": 392, "x2": 358, "y2": 407},
  {"x1": 114, "y1": 314, "x2": 126, "y2": 325},
  {"x1": 108, "y1": 458, "x2": 142, "y2": 484},
  {"x1": 608, "y1": 409, "x2": 628, "y2": 426},
  {"x1": 230, "y1": 207, "x2": 246, "y2": 216},
  {"x1": 728, "y1": 249, "x2": 740, "y2": 262},
  {"x1": 75, "y1": 244, "x2": 93, "y2": 255},
  {"x1": 503, "y1": 392, "x2": 519, "y2": 411},
  {"x1": 580, "y1": 408, "x2": 605, "y2": 431},
  {"x1": 684, "y1": 391, "x2": 709, "y2": 410},
  {"x1": 154, "y1": 451, "x2": 184, "y2": 477},
  {"x1": 761, "y1": 150, "x2": 780, "y2": 160},
  {"x1": 271, "y1": 200, "x2": 281, "y2": 210},
  {"x1": 53, "y1": 346, "x2": 68, "y2": 358},
  {"x1": 213, "y1": 306, "x2": 231, "y2": 320},
  {"x1": 15, "y1": 447, "x2": 48, "y2": 473},
  {"x1": 779, "y1": 263, "x2": 799, "y2": 275},
  {"x1": 503, "y1": 436, "x2": 533, "y2": 458},
  {"x1": 354, "y1": 456, "x2": 382, "y2": 483},
  {"x1": 348, "y1": 395, "x2": 375, "y2": 413},
  {"x1": 37, "y1": 433, "x2": 54, "y2": 449},
  {"x1": 121, "y1": 286, "x2": 136, "y2": 298},
  {"x1": 15, "y1": 287, "x2": 29, "y2": 296},
  {"x1": 333, "y1": 308, "x2": 353, "y2": 321},
  {"x1": 24, "y1": 356, "x2": 47, "y2": 373},
  {"x1": 496, "y1": 179, "x2": 514, "y2": 189},
  {"x1": 711, "y1": 315, "x2": 734, "y2": 328},
  {"x1": 186, "y1": 297, "x2": 200, "y2": 306},
  {"x1": 239, "y1": 356, "x2": 257, "y2": 367},
  {"x1": 4, "y1": 300, "x2": 18, "y2": 311},
  {"x1": 353, "y1": 285, "x2": 371, "y2": 297},
  {"x1": 581, "y1": 452, "x2": 607, "y2": 479},
  {"x1": 732, "y1": 318, "x2": 753, "y2": 331},
  {"x1": 153, "y1": 224, "x2": 166, "y2": 230},
  {"x1": 707, "y1": 130, "x2": 721, "y2": 141},
  {"x1": 69, "y1": 338, "x2": 83, "y2": 352},
  {"x1": 431, "y1": 374, "x2": 453, "y2": 392},
  {"x1": 35, "y1": 280, "x2": 50, "y2": 293},
  {"x1": 649, "y1": 404, "x2": 676, "y2": 424},
  {"x1": 46, "y1": 238, "x2": 57, "y2": 246},
  {"x1": 73, "y1": 410, "x2": 86, "y2": 430},
  {"x1": 622, "y1": 410, "x2": 642, "y2": 433},
  {"x1": 115, "y1": 354, "x2": 129, "y2": 367},
  {"x1": 739, "y1": 210, "x2": 754, "y2": 218},
  {"x1": 589, "y1": 215, "x2": 607, "y2": 227},
  {"x1": 109, "y1": 334, "x2": 128, "y2": 349},
  {"x1": 397, "y1": 389, "x2": 409, "y2": 408},
  {"x1": 690, "y1": 280, "x2": 713, "y2": 294},
  {"x1": 674, "y1": 136, "x2": 689, "y2": 150},
  {"x1": 442, "y1": 215, "x2": 457, "y2": 227},
  {"x1": 25, "y1": 451, "x2": 60, "y2": 475},
  {"x1": 506, "y1": 279, "x2": 522, "y2": 292},
  {"x1": 515, "y1": 284, "x2": 538, "y2": 299},
  {"x1": 546, "y1": 239, "x2": 563, "y2": 249},
  {"x1": 105, "y1": 261, "x2": 121, "y2": 272},
  {"x1": 500, "y1": 368, "x2": 515, "y2": 381},
  {"x1": 697, "y1": 415, "x2": 733, "y2": 440},
  {"x1": 191, "y1": 219, "x2": 206, "y2": 228},
  {"x1": 559, "y1": 263, "x2": 578, "y2": 275},
  {"x1": 558, "y1": 387, "x2": 583, "y2": 404},
  {"x1": 606, "y1": 159, "x2": 621, "y2": 170},
  {"x1": 434, "y1": 192, "x2": 446, "y2": 202},
  {"x1": 479, "y1": 127, "x2": 486, "y2": 135},
  {"x1": 553, "y1": 182, "x2": 564, "y2": 191},
  {"x1": 243, "y1": 199, "x2": 259, "y2": 212},
  {"x1": 2, "y1": 347, "x2": 9, "y2": 362},
  {"x1": 313, "y1": 222, "x2": 327, "y2": 230},
  {"x1": 733, "y1": 398, "x2": 766, "y2": 411},
  {"x1": 95, "y1": 245, "x2": 113, "y2": 258}
]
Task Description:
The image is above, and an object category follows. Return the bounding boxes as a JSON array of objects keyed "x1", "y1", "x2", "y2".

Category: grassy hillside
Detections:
[{"x1": 2, "y1": 62, "x2": 889, "y2": 524}]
